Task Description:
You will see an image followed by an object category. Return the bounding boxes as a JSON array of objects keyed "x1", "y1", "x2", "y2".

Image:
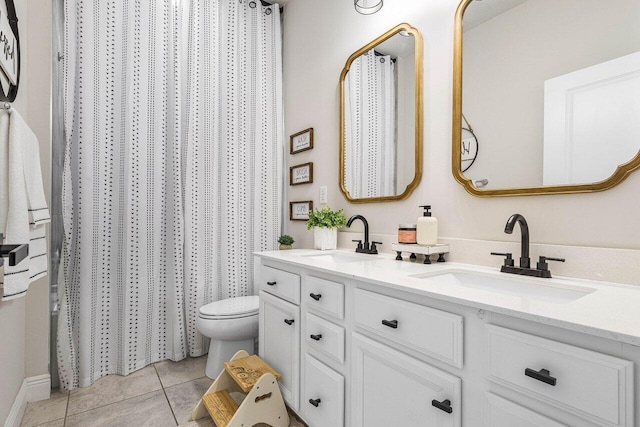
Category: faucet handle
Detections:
[
  {"x1": 537, "y1": 256, "x2": 565, "y2": 271},
  {"x1": 352, "y1": 239, "x2": 363, "y2": 250},
  {"x1": 370, "y1": 241, "x2": 382, "y2": 254},
  {"x1": 491, "y1": 252, "x2": 514, "y2": 267}
]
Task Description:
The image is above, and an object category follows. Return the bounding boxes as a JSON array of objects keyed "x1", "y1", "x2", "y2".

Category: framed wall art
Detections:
[
  {"x1": 0, "y1": 0, "x2": 21, "y2": 102},
  {"x1": 289, "y1": 162, "x2": 313, "y2": 186},
  {"x1": 289, "y1": 201, "x2": 313, "y2": 221},
  {"x1": 290, "y1": 128, "x2": 314, "y2": 154}
]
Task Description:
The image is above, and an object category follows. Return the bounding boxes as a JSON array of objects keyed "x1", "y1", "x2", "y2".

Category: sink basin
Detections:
[
  {"x1": 302, "y1": 251, "x2": 375, "y2": 264},
  {"x1": 414, "y1": 271, "x2": 595, "y2": 304}
]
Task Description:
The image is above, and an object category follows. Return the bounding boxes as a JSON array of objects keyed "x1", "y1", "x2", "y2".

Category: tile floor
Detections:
[{"x1": 21, "y1": 356, "x2": 306, "y2": 427}]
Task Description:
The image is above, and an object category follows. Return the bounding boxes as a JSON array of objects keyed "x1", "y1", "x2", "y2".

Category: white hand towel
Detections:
[{"x1": 1, "y1": 108, "x2": 50, "y2": 300}]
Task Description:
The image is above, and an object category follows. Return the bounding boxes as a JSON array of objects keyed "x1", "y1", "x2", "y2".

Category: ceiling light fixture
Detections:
[{"x1": 354, "y1": 0, "x2": 383, "y2": 15}]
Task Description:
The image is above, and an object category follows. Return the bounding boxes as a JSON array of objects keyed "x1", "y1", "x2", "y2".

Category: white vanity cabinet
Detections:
[{"x1": 255, "y1": 253, "x2": 638, "y2": 427}]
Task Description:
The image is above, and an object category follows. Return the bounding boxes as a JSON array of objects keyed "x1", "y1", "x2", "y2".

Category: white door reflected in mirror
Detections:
[{"x1": 460, "y1": 0, "x2": 640, "y2": 190}]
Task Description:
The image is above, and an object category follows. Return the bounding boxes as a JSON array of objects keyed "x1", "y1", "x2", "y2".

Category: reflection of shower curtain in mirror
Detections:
[{"x1": 344, "y1": 49, "x2": 396, "y2": 198}]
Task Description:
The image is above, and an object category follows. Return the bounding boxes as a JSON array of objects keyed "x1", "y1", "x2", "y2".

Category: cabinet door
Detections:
[
  {"x1": 259, "y1": 290, "x2": 300, "y2": 410},
  {"x1": 485, "y1": 393, "x2": 567, "y2": 427},
  {"x1": 351, "y1": 333, "x2": 461, "y2": 427}
]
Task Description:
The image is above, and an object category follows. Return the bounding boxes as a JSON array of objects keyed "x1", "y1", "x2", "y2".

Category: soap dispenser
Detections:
[{"x1": 417, "y1": 205, "x2": 438, "y2": 246}]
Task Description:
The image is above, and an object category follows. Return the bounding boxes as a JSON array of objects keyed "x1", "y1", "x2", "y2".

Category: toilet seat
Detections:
[{"x1": 199, "y1": 295, "x2": 259, "y2": 320}]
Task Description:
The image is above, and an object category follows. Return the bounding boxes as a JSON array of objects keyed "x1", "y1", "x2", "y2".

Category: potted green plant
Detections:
[
  {"x1": 277, "y1": 234, "x2": 295, "y2": 250},
  {"x1": 306, "y1": 207, "x2": 347, "y2": 250}
]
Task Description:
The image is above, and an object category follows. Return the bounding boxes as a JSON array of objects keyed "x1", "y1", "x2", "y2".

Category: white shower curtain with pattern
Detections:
[
  {"x1": 58, "y1": 0, "x2": 282, "y2": 390},
  {"x1": 344, "y1": 49, "x2": 396, "y2": 198}
]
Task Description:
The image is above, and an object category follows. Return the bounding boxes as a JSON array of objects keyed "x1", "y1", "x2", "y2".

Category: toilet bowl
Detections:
[{"x1": 196, "y1": 295, "x2": 260, "y2": 379}]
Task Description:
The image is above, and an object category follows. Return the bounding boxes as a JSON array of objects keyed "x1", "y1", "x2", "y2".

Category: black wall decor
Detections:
[{"x1": 0, "y1": 0, "x2": 20, "y2": 102}]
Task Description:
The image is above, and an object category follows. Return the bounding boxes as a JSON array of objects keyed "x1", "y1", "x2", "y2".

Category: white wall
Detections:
[
  {"x1": 462, "y1": 0, "x2": 640, "y2": 189},
  {"x1": 0, "y1": 0, "x2": 52, "y2": 424},
  {"x1": 24, "y1": 0, "x2": 52, "y2": 381},
  {"x1": 283, "y1": 0, "x2": 640, "y2": 279}
]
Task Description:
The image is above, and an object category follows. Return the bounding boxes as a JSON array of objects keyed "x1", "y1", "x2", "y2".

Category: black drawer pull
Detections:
[
  {"x1": 284, "y1": 319, "x2": 295, "y2": 325},
  {"x1": 266, "y1": 281, "x2": 276, "y2": 286},
  {"x1": 525, "y1": 368, "x2": 557, "y2": 386},
  {"x1": 309, "y1": 398, "x2": 321, "y2": 407},
  {"x1": 382, "y1": 319, "x2": 398, "y2": 329},
  {"x1": 310, "y1": 334, "x2": 322, "y2": 341},
  {"x1": 310, "y1": 293, "x2": 322, "y2": 301},
  {"x1": 431, "y1": 399, "x2": 453, "y2": 414}
]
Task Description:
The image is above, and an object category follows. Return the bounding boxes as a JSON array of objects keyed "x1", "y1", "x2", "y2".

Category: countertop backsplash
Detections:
[{"x1": 337, "y1": 231, "x2": 640, "y2": 286}]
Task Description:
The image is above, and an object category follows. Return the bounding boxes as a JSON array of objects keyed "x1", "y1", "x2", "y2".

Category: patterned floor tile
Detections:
[
  {"x1": 155, "y1": 356, "x2": 207, "y2": 388},
  {"x1": 20, "y1": 391, "x2": 68, "y2": 427},
  {"x1": 67, "y1": 366, "x2": 162, "y2": 416},
  {"x1": 164, "y1": 377, "x2": 212, "y2": 424},
  {"x1": 65, "y1": 390, "x2": 176, "y2": 427}
]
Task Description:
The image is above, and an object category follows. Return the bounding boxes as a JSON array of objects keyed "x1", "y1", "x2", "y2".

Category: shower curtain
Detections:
[
  {"x1": 58, "y1": 0, "x2": 282, "y2": 390},
  {"x1": 344, "y1": 49, "x2": 397, "y2": 198}
]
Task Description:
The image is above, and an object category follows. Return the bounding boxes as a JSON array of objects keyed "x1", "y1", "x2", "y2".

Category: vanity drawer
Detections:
[
  {"x1": 305, "y1": 313, "x2": 345, "y2": 363},
  {"x1": 302, "y1": 354, "x2": 344, "y2": 427},
  {"x1": 353, "y1": 288, "x2": 463, "y2": 368},
  {"x1": 303, "y1": 275, "x2": 345, "y2": 320},
  {"x1": 484, "y1": 393, "x2": 566, "y2": 427},
  {"x1": 487, "y1": 325, "x2": 634, "y2": 427},
  {"x1": 260, "y1": 265, "x2": 300, "y2": 305}
]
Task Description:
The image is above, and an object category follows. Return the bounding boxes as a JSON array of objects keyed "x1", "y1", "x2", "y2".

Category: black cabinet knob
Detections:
[
  {"x1": 381, "y1": 319, "x2": 398, "y2": 329},
  {"x1": 310, "y1": 293, "x2": 322, "y2": 301},
  {"x1": 310, "y1": 334, "x2": 322, "y2": 341},
  {"x1": 309, "y1": 398, "x2": 321, "y2": 407},
  {"x1": 431, "y1": 399, "x2": 453, "y2": 414},
  {"x1": 266, "y1": 281, "x2": 277, "y2": 286},
  {"x1": 525, "y1": 368, "x2": 557, "y2": 386},
  {"x1": 283, "y1": 319, "x2": 295, "y2": 326}
]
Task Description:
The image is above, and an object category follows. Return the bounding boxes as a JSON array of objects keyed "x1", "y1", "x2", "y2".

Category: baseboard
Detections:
[
  {"x1": 3, "y1": 374, "x2": 51, "y2": 427},
  {"x1": 26, "y1": 374, "x2": 51, "y2": 402},
  {"x1": 4, "y1": 380, "x2": 27, "y2": 427}
]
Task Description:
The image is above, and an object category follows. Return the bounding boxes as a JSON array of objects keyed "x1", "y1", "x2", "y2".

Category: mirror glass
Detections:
[
  {"x1": 340, "y1": 24, "x2": 422, "y2": 203},
  {"x1": 456, "y1": 0, "x2": 640, "y2": 194}
]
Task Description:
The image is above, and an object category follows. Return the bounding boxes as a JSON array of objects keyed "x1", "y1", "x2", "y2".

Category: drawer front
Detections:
[
  {"x1": 485, "y1": 393, "x2": 566, "y2": 427},
  {"x1": 303, "y1": 354, "x2": 345, "y2": 427},
  {"x1": 260, "y1": 265, "x2": 300, "y2": 305},
  {"x1": 487, "y1": 325, "x2": 634, "y2": 427},
  {"x1": 353, "y1": 288, "x2": 463, "y2": 368},
  {"x1": 305, "y1": 312, "x2": 345, "y2": 363},
  {"x1": 303, "y1": 275, "x2": 345, "y2": 320}
]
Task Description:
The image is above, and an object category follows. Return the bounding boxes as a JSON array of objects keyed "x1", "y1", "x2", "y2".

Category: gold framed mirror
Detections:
[
  {"x1": 452, "y1": 0, "x2": 640, "y2": 197},
  {"x1": 340, "y1": 23, "x2": 423, "y2": 203}
]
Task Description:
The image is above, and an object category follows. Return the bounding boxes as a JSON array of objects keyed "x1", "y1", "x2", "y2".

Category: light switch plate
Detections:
[{"x1": 319, "y1": 186, "x2": 328, "y2": 204}]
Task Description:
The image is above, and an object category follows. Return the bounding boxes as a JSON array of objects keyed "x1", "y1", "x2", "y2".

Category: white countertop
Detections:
[{"x1": 255, "y1": 249, "x2": 640, "y2": 346}]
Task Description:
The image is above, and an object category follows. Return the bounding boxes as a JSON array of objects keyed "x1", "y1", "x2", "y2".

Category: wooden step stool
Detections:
[{"x1": 191, "y1": 351, "x2": 290, "y2": 427}]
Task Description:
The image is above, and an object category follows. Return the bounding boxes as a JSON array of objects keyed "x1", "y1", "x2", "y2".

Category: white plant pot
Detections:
[{"x1": 313, "y1": 227, "x2": 337, "y2": 250}]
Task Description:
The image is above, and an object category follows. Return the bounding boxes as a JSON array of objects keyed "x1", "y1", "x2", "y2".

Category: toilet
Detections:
[{"x1": 196, "y1": 295, "x2": 260, "y2": 379}]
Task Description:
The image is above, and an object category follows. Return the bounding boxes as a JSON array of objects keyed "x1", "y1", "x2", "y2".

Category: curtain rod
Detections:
[
  {"x1": 260, "y1": 0, "x2": 284, "y2": 14},
  {"x1": 374, "y1": 50, "x2": 397, "y2": 63}
]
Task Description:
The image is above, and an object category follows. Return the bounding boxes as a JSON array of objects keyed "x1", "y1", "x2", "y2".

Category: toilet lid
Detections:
[{"x1": 199, "y1": 296, "x2": 259, "y2": 318}]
